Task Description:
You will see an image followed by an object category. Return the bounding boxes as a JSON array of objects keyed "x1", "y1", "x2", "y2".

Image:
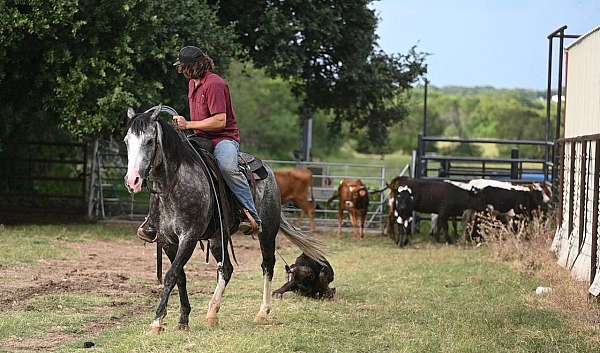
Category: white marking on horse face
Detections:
[
  {"x1": 394, "y1": 210, "x2": 398, "y2": 217},
  {"x1": 125, "y1": 130, "x2": 145, "y2": 177},
  {"x1": 348, "y1": 186, "x2": 355, "y2": 192},
  {"x1": 396, "y1": 216, "x2": 403, "y2": 224},
  {"x1": 397, "y1": 185, "x2": 412, "y2": 194},
  {"x1": 404, "y1": 220, "x2": 409, "y2": 228},
  {"x1": 388, "y1": 198, "x2": 395, "y2": 208}
]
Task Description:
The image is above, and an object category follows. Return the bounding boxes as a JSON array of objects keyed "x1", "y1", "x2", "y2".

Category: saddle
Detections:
[{"x1": 187, "y1": 135, "x2": 268, "y2": 183}]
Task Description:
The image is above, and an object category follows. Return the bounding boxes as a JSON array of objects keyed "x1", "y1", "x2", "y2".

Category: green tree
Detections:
[
  {"x1": 0, "y1": 0, "x2": 237, "y2": 141},
  {"x1": 211, "y1": 0, "x2": 427, "y2": 150}
]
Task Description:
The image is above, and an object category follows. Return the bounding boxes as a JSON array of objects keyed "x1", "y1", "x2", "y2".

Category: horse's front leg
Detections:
[
  {"x1": 147, "y1": 238, "x2": 195, "y2": 335},
  {"x1": 162, "y1": 243, "x2": 192, "y2": 331},
  {"x1": 206, "y1": 238, "x2": 233, "y2": 327}
]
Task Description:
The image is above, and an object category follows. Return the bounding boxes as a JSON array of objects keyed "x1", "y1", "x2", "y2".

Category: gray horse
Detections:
[{"x1": 123, "y1": 106, "x2": 325, "y2": 334}]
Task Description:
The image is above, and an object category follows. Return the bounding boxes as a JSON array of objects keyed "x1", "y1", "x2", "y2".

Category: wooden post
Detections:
[{"x1": 590, "y1": 140, "x2": 600, "y2": 285}]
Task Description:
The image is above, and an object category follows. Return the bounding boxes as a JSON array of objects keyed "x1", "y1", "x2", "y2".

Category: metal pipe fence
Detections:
[{"x1": 89, "y1": 141, "x2": 400, "y2": 234}]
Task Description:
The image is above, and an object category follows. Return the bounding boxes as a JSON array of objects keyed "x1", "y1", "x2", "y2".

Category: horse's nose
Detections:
[{"x1": 126, "y1": 171, "x2": 143, "y2": 193}]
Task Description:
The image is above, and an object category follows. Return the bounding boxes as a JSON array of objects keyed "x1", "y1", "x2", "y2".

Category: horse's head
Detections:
[{"x1": 123, "y1": 106, "x2": 162, "y2": 193}]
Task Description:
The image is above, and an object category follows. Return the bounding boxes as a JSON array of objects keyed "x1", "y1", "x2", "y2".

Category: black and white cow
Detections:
[
  {"x1": 388, "y1": 177, "x2": 486, "y2": 244},
  {"x1": 449, "y1": 179, "x2": 551, "y2": 218}
]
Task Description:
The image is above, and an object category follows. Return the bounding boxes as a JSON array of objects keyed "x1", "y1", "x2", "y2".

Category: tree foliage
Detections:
[
  {"x1": 211, "y1": 0, "x2": 427, "y2": 149},
  {"x1": 0, "y1": 0, "x2": 237, "y2": 141}
]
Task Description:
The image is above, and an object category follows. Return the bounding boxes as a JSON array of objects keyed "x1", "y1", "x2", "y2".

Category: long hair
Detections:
[{"x1": 177, "y1": 55, "x2": 215, "y2": 80}]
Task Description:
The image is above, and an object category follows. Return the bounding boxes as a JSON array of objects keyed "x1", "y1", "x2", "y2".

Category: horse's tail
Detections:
[{"x1": 279, "y1": 212, "x2": 327, "y2": 263}]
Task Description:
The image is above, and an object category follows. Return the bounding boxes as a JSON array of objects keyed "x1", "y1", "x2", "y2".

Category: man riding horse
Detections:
[{"x1": 137, "y1": 46, "x2": 261, "y2": 240}]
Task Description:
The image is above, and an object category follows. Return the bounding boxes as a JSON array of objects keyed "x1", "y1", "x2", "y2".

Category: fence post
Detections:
[
  {"x1": 590, "y1": 140, "x2": 600, "y2": 286},
  {"x1": 87, "y1": 139, "x2": 99, "y2": 219},
  {"x1": 578, "y1": 141, "x2": 588, "y2": 250},
  {"x1": 510, "y1": 148, "x2": 519, "y2": 180}
]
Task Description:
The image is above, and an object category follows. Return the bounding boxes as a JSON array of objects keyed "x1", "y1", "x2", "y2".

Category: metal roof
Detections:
[{"x1": 566, "y1": 25, "x2": 600, "y2": 50}]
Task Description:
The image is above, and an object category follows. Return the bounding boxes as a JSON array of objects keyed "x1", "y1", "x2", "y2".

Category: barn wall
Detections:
[
  {"x1": 553, "y1": 139, "x2": 600, "y2": 290},
  {"x1": 554, "y1": 26, "x2": 600, "y2": 294},
  {"x1": 564, "y1": 27, "x2": 600, "y2": 138}
]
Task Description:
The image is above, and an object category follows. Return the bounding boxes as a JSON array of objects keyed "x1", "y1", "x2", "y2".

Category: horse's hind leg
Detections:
[
  {"x1": 206, "y1": 239, "x2": 233, "y2": 327},
  {"x1": 163, "y1": 244, "x2": 192, "y2": 331},
  {"x1": 255, "y1": 227, "x2": 276, "y2": 324},
  {"x1": 148, "y1": 238, "x2": 195, "y2": 335}
]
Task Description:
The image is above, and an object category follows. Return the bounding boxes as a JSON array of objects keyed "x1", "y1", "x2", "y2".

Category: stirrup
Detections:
[
  {"x1": 239, "y1": 209, "x2": 259, "y2": 235},
  {"x1": 137, "y1": 217, "x2": 159, "y2": 243}
]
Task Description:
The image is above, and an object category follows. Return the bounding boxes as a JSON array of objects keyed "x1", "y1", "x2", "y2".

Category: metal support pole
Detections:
[
  {"x1": 546, "y1": 35, "x2": 553, "y2": 182},
  {"x1": 568, "y1": 142, "x2": 576, "y2": 236},
  {"x1": 423, "y1": 79, "x2": 429, "y2": 137},
  {"x1": 86, "y1": 139, "x2": 99, "y2": 219},
  {"x1": 590, "y1": 140, "x2": 600, "y2": 285},
  {"x1": 578, "y1": 141, "x2": 588, "y2": 249},
  {"x1": 557, "y1": 31, "x2": 565, "y2": 141},
  {"x1": 510, "y1": 148, "x2": 519, "y2": 180}
]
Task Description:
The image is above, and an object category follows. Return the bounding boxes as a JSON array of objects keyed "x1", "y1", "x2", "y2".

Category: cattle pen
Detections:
[{"x1": 86, "y1": 142, "x2": 397, "y2": 235}]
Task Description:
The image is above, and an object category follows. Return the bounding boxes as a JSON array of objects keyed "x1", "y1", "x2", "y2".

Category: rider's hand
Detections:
[{"x1": 173, "y1": 116, "x2": 188, "y2": 130}]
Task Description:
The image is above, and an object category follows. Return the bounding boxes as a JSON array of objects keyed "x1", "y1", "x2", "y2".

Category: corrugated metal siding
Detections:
[
  {"x1": 553, "y1": 140, "x2": 600, "y2": 288},
  {"x1": 565, "y1": 28, "x2": 600, "y2": 138}
]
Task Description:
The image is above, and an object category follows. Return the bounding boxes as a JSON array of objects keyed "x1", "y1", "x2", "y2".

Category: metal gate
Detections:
[
  {"x1": 266, "y1": 160, "x2": 388, "y2": 233},
  {"x1": 88, "y1": 140, "x2": 389, "y2": 233}
]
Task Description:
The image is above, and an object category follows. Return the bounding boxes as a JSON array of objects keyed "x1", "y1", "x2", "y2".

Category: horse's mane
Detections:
[{"x1": 128, "y1": 112, "x2": 196, "y2": 167}]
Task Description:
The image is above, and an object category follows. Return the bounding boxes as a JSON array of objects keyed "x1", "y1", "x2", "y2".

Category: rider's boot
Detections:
[
  {"x1": 137, "y1": 194, "x2": 160, "y2": 242},
  {"x1": 239, "y1": 209, "x2": 261, "y2": 235}
]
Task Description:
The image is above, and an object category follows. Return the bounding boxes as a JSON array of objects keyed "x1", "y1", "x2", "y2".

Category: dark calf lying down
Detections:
[{"x1": 272, "y1": 253, "x2": 335, "y2": 299}]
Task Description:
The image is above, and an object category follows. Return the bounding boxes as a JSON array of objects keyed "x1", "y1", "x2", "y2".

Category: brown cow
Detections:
[
  {"x1": 275, "y1": 168, "x2": 316, "y2": 232},
  {"x1": 327, "y1": 179, "x2": 369, "y2": 239}
]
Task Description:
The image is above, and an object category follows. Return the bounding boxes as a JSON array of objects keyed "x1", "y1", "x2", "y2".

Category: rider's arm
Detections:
[{"x1": 184, "y1": 113, "x2": 226, "y2": 131}]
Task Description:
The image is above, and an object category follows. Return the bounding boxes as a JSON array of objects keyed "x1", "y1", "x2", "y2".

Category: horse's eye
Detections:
[{"x1": 146, "y1": 138, "x2": 154, "y2": 145}]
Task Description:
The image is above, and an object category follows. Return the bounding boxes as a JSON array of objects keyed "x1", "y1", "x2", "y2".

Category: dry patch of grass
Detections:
[{"x1": 485, "y1": 214, "x2": 600, "y2": 339}]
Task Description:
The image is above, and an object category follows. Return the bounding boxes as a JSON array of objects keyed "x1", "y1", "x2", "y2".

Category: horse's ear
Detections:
[
  {"x1": 151, "y1": 104, "x2": 162, "y2": 120},
  {"x1": 127, "y1": 107, "x2": 135, "y2": 120}
]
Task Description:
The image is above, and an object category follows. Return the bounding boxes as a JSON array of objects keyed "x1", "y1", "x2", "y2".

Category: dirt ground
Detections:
[{"x1": 0, "y1": 233, "x2": 282, "y2": 351}]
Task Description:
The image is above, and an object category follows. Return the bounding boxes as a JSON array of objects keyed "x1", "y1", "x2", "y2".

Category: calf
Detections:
[
  {"x1": 275, "y1": 168, "x2": 316, "y2": 231},
  {"x1": 389, "y1": 177, "x2": 485, "y2": 243},
  {"x1": 327, "y1": 179, "x2": 370, "y2": 239},
  {"x1": 272, "y1": 253, "x2": 335, "y2": 299}
]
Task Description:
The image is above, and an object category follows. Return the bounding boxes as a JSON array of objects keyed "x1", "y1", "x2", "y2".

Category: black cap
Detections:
[{"x1": 173, "y1": 46, "x2": 207, "y2": 66}]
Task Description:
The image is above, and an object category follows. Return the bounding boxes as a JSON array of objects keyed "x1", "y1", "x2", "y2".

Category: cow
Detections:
[
  {"x1": 275, "y1": 168, "x2": 316, "y2": 232},
  {"x1": 272, "y1": 253, "x2": 335, "y2": 299},
  {"x1": 327, "y1": 179, "x2": 370, "y2": 239},
  {"x1": 455, "y1": 179, "x2": 553, "y2": 243},
  {"x1": 388, "y1": 177, "x2": 486, "y2": 243},
  {"x1": 454, "y1": 179, "x2": 551, "y2": 218}
]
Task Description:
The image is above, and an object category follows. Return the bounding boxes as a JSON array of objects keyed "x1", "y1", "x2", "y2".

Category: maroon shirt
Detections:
[{"x1": 188, "y1": 71, "x2": 240, "y2": 146}]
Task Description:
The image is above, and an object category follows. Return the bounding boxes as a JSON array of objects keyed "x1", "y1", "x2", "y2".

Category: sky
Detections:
[{"x1": 372, "y1": 0, "x2": 600, "y2": 89}]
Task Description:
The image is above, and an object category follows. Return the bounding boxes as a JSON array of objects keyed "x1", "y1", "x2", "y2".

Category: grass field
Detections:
[{"x1": 0, "y1": 224, "x2": 599, "y2": 352}]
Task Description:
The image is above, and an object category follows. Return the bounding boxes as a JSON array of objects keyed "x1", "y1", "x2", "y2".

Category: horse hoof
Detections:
[
  {"x1": 145, "y1": 325, "x2": 164, "y2": 336},
  {"x1": 254, "y1": 314, "x2": 268, "y2": 324},
  {"x1": 206, "y1": 316, "x2": 219, "y2": 327},
  {"x1": 176, "y1": 324, "x2": 190, "y2": 331}
]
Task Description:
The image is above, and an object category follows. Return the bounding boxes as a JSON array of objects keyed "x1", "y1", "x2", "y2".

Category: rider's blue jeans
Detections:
[{"x1": 214, "y1": 139, "x2": 261, "y2": 223}]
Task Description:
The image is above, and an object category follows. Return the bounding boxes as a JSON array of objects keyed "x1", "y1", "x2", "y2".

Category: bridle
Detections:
[{"x1": 141, "y1": 105, "x2": 228, "y2": 272}]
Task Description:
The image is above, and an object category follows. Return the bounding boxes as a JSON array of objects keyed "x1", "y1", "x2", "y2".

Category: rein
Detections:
[{"x1": 143, "y1": 105, "x2": 227, "y2": 273}]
